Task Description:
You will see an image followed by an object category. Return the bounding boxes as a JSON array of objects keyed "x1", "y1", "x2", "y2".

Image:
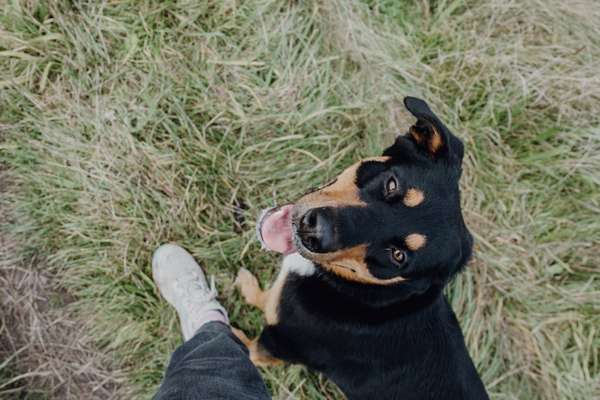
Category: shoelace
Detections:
[{"x1": 174, "y1": 274, "x2": 219, "y2": 312}]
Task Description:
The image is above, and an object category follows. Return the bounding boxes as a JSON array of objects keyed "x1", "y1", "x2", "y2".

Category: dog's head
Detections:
[{"x1": 258, "y1": 97, "x2": 473, "y2": 303}]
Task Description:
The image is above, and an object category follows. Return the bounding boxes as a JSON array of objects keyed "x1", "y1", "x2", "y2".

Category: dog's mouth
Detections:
[{"x1": 256, "y1": 205, "x2": 297, "y2": 255}]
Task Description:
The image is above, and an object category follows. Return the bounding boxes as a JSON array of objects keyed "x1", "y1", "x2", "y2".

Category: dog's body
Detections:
[{"x1": 234, "y1": 97, "x2": 489, "y2": 399}]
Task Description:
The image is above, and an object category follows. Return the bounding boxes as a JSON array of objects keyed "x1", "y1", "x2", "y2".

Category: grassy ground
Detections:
[
  {"x1": 1, "y1": 0, "x2": 599, "y2": 399},
  {"x1": 0, "y1": 169, "x2": 124, "y2": 399}
]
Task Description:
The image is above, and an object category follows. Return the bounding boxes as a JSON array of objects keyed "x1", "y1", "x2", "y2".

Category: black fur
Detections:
[{"x1": 256, "y1": 97, "x2": 488, "y2": 399}]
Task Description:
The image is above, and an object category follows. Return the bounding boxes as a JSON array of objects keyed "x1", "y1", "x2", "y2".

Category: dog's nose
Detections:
[{"x1": 299, "y1": 208, "x2": 336, "y2": 253}]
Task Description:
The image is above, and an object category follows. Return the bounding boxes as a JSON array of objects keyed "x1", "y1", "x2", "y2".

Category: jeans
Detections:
[{"x1": 154, "y1": 322, "x2": 271, "y2": 400}]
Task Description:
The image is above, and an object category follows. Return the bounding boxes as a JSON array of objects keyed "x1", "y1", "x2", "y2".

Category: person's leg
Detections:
[{"x1": 152, "y1": 244, "x2": 270, "y2": 400}]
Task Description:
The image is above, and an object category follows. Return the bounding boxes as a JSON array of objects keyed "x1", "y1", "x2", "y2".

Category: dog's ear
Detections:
[{"x1": 384, "y1": 97, "x2": 464, "y2": 164}]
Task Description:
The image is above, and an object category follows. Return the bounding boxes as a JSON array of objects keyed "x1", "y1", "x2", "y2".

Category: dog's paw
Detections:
[{"x1": 235, "y1": 267, "x2": 262, "y2": 306}]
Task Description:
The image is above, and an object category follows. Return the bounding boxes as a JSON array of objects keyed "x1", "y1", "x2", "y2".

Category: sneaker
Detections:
[{"x1": 152, "y1": 244, "x2": 229, "y2": 341}]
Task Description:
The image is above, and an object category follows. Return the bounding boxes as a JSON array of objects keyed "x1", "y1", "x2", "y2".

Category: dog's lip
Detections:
[
  {"x1": 290, "y1": 221, "x2": 317, "y2": 259},
  {"x1": 256, "y1": 206, "x2": 278, "y2": 249}
]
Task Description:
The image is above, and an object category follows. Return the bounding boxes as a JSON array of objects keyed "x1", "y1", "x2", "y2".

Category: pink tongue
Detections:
[{"x1": 259, "y1": 205, "x2": 296, "y2": 254}]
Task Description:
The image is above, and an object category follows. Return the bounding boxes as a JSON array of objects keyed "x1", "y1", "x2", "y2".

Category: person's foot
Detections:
[{"x1": 152, "y1": 244, "x2": 229, "y2": 341}]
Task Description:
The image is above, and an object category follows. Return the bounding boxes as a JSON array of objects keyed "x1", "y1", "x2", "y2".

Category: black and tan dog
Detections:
[{"x1": 234, "y1": 97, "x2": 489, "y2": 400}]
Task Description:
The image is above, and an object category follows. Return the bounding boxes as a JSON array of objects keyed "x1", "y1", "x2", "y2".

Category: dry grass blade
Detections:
[
  {"x1": 0, "y1": 172, "x2": 126, "y2": 399},
  {"x1": 1, "y1": 0, "x2": 598, "y2": 398}
]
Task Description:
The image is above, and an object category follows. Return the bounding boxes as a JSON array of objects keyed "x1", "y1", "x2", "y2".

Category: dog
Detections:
[{"x1": 233, "y1": 97, "x2": 489, "y2": 400}]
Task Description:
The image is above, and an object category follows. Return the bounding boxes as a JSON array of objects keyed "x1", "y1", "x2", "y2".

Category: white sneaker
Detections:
[{"x1": 152, "y1": 244, "x2": 229, "y2": 341}]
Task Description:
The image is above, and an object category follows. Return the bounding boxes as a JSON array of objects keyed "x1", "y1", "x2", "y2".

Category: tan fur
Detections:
[
  {"x1": 234, "y1": 268, "x2": 289, "y2": 367},
  {"x1": 232, "y1": 328, "x2": 282, "y2": 367},
  {"x1": 314, "y1": 244, "x2": 405, "y2": 285},
  {"x1": 263, "y1": 268, "x2": 289, "y2": 325},
  {"x1": 235, "y1": 267, "x2": 289, "y2": 325},
  {"x1": 409, "y1": 126, "x2": 424, "y2": 144},
  {"x1": 428, "y1": 129, "x2": 443, "y2": 153},
  {"x1": 410, "y1": 125, "x2": 443, "y2": 154},
  {"x1": 234, "y1": 268, "x2": 267, "y2": 311},
  {"x1": 406, "y1": 233, "x2": 427, "y2": 251},
  {"x1": 297, "y1": 157, "x2": 390, "y2": 208},
  {"x1": 403, "y1": 188, "x2": 424, "y2": 207}
]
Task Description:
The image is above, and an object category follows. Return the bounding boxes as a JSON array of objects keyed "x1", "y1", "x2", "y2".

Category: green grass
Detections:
[{"x1": 1, "y1": 0, "x2": 599, "y2": 398}]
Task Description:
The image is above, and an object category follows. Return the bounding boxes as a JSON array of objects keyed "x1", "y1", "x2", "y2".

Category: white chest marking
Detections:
[{"x1": 282, "y1": 253, "x2": 315, "y2": 276}]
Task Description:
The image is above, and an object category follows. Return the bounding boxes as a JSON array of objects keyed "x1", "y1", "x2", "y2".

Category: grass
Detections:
[
  {"x1": 0, "y1": 188, "x2": 124, "y2": 400},
  {"x1": 1, "y1": 0, "x2": 599, "y2": 398}
]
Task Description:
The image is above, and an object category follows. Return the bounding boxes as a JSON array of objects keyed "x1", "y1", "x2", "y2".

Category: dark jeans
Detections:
[{"x1": 154, "y1": 322, "x2": 270, "y2": 399}]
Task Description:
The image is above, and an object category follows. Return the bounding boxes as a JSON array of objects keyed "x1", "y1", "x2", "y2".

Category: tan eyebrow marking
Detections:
[
  {"x1": 403, "y1": 188, "x2": 424, "y2": 207},
  {"x1": 406, "y1": 234, "x2": 427, "y2": 251}
]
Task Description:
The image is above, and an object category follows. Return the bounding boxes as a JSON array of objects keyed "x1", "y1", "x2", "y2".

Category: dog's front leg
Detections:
[
  {"x1": 234, "y1": 267, "x2": 268, "y2": 311},
  {"x1": 232, "y1": 327, "x2": 282, "y2": 367},
  {"x1": 234, "y1": 265, "x2": 291, "y2": 366}
]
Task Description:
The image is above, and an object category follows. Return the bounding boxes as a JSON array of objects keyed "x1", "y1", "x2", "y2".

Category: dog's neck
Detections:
[
  {"x1": 316, "y1": 265, "x2": 445, "y2": 318},
  {"x1": 336, "y1": 294, "x2": 486, "y2": 400},
  {"x1": 291, "y1": 271, "x2": 488, "y2": 400},
  {"x1": 358, "y1": 302, "x2": 485, "y2": 400}
]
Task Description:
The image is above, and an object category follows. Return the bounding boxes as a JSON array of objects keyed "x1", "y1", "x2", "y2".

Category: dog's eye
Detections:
[
  {"x1": 390, "y1": 248, "x2": 407, "y2": 265},
  {"x1": 385, "y1": 177, "x2": 399, "y2": 195}
]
